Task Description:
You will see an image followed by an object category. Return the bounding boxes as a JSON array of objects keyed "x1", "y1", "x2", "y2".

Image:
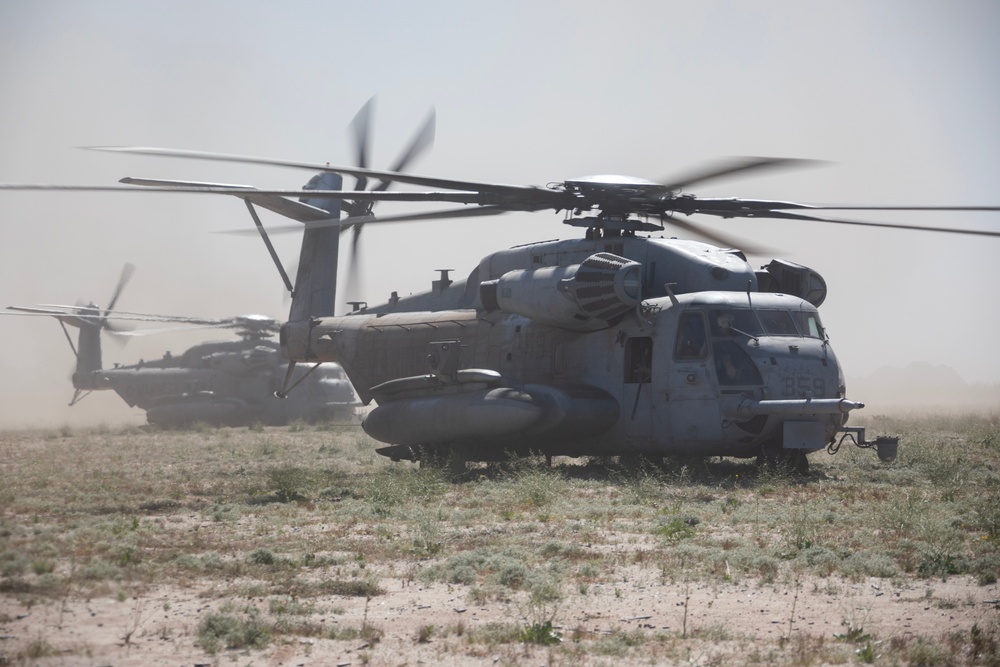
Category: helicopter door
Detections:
[
  {"x1": 666, "y1": 311, "x2": 723, "y2": 447},
  {"x1": 623, "y1": 336, "x2": 653, "y2": 438}
]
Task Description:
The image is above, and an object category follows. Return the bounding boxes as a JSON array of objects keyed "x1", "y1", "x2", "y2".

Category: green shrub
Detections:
[{"x1": 197, "y1": 612, "x2": 270, "y2": 654}]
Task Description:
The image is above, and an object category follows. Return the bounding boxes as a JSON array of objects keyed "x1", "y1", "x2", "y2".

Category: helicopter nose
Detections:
[{"x1": 758, "y1": 340, "x2": 840, "y2": 400}]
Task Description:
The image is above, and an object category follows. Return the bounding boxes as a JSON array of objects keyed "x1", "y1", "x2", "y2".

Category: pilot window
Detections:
[
  {"x1": 709, "y1": 309, "x2": 762, "y2": 338},
  {"x1": 792, "y1": 311, "x2": 824, "y2": 338},
  {"x1": 758, "y1": 309, "x2": 798, "y2": 335},
  {"x1": 625, "y1": 337, "x2": 653, "y2": 384},
  {"x1": 674, "y1": 312, "x2": 707, "y2": 360}
]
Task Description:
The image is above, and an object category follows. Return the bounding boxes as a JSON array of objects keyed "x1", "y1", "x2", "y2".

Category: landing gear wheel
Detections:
[
  {"x1": 418, "y1": 445, "x2": 467, "y2": 476},
  {"x1": 761, "y1": 442, "x2": 809, "y2": 475},
  {"x1": 784, "y1": 449, "x2": 809, "y2": 475}
]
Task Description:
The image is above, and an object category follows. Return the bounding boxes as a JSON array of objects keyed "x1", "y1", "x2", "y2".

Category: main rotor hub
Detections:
[{"x1": 563, "y1": 214, "x2": 664, "y2": 234}]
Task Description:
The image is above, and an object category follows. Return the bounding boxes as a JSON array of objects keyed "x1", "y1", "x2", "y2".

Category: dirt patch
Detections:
[{"x1": 2, "y1": 573, "x2": 996, "y2": 666}]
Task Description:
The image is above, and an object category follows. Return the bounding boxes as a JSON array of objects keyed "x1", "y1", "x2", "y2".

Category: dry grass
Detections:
[{"x1": 1, "y1": 412, "x2": 998, "y2": 665}]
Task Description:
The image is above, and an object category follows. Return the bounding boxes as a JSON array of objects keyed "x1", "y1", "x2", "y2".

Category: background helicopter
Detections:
[
  {"x1": 7, "y1": 263, "x2": 360, "y2": 427},
  {"x1": 48, "y1": 119, "x2": 993, "y2": 470}
]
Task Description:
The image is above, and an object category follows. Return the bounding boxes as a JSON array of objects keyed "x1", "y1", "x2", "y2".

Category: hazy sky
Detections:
[{"x1": 1, "y1": 0, "x2": 998, "y2": 427}]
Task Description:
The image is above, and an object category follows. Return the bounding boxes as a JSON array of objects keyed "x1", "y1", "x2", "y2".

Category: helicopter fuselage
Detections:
[
  {"x1": 283, "y1": 287, "x2": 850, "y2": 461},
  {"x1": 72, "y1": 338, "x2": 358, "y2": 426}
]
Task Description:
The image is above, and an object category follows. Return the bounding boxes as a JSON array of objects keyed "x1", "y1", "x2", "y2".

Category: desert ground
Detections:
[{"x1": 1, "y1": 412, "x2": 998, "y2": 666}]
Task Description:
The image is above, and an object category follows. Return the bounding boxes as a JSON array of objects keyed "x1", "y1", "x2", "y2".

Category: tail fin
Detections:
[
  {"x1": 9, "y1": 263, "x2": 134, "y2": 396},
  {"x1": 69, "y1": 306, "x2": 105, "y2": 388},
  {"x1": 289, "y1": 172, "x2": 343, "y2": 321}
]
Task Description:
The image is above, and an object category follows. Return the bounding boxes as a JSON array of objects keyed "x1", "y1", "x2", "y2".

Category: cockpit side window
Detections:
[
  {"x1": 707, "y1": 309, "x2": 765, "y2": 386},
  {"x1": 675, "y1": 312, "x2": 708, "y2": 360},
  {"x1": 710, "y1": 309, "x2": 762, "y2": 337},
  {"x1": 792, "y1": 311, "x2": 824, "y2": 338}
]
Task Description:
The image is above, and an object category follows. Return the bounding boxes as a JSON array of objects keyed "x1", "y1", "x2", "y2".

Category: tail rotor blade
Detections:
[
  {"x1": 343, "y1": 105, "x2": 437, "y2": 300},
  {"x1": 379, "y1": 109, "x2": 436, "y2": 192},
  {"x1": 105, "y1": 319, "x2": 136, "y2": 347},
  {"x1": 104, "y1": 263, "x2": 135, "y2": 316},
  {"x1": 349, "y1": 96, "x2": 375, "y2": 191}
]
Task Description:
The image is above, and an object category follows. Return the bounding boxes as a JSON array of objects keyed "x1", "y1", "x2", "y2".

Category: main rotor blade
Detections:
[
  {"x1": 6, "y1": 305, "x2": 78, "y2": 316},
  {"x1": 662, "y1": 215, "x2": 777, "y2": 255},
  {"x1": 736, "y1": 210, "x2": 1000, "y2": 237},
  {"x1": 657, "y1": 157, "x2": 823, "y2": 191},
  {"x1": 25, "y1": 305, "x2": 238, "y2": 326},
  {"x1": 668, "y1": 198, "x2": 1000, "y2": 237},
  {"x1": 85, "y1": 146, "x2": 570, "y2": 207},
  {"x1": 106, "y1": 323, "x2": 240, "y2": 336},
  {"x1": 0, "y1": 182, "x2": 489, "y2": 204},
  {"x1": 217, "y1": 205, "x2": 510, "y2": 236},
  {"x1": 10, "y1": 305, "x2": 287, "y2": 338},
  {"x1": 800, "y1": 205, "x2": 1000, "y2": 212},
  {"x1": 681, "y1": 198, "x2": 1000, "y2": 214},
  {"x1": 3, "y1": 307, "x2": 91, "y2": 328}
]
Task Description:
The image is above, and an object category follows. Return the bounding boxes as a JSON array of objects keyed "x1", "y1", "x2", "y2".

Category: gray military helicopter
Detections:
[
  {"x1": 8, "y1": 264, "x2": 359, "y2": 427},
  {"x1": 4, "y1": 108, "x2": 999, "y2": 470},
  {"x1": 71, "y1": 138, "x2": 996, "y2": 473}
]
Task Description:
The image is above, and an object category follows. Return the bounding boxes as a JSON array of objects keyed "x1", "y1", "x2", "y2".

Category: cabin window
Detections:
[
  {"x1": 674, "y1": 312, "x2": 708, "y2": 360},
  {"x1": 625, "y1": 337, "x2": 653, "y2": 384}
]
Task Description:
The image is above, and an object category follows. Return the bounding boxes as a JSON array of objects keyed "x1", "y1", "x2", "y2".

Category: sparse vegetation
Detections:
[
  {"x1": 197, "y1": 609, "x2": 271, "y2": 654},
  {"x1": 0, "y1": 412, "x2": 997, "y2": 664}
]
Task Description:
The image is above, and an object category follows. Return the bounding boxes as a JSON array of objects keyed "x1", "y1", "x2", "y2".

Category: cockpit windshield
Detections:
[
  {"x1": 758, "y1": 309, "x2": 798, "y2": 335},
  {"x1": 708, "y1": 308, "x2": 824, "y2": 339}
]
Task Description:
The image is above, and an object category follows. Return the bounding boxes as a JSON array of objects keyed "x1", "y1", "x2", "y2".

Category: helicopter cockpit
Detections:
[{"x1": 670, "y1": 301, "x2": 830, "y2": 391}]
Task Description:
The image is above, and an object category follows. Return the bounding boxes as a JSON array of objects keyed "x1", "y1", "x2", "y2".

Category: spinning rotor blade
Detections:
[
  {"x1": 0, "y1": 182, "x2": 461, "y2": 201},
  {"x1": 104, "y1": 262, "x2": 135, "y2": 315},
  {"x1": 798, "y1": 205, "x2": 1000, "y2": 212},
  {"x1": 7, "y1": 305, "x2": 80, "y2": 317},
  {"x1": 217, "y1": 205, "x2": 509, "y2": 237},
  {"x1": 661, "y1": 215, "x2": 777, "y2": 255},
  {"x1": 107, "y1": 323, "x2": 257, "y2": 336},
  {"x1": 86, "y1": 146, "x2": 569, "y2": 208},
  {"x1": 656, "y1": 157, "x2": 822, "y2": 191},
  {"x1": 380, "y1": 109, "x2": 436, "y2": 189},
  {"x1": 742, "y1": 210, "x2": 1000, "y2": 237},
  {"x1": 347, "y1": 107, "x2": 439, "y2": 273},
  {"x1": 8, "y1": 146, "x2": 995, "y2": 242},
  {"x1": 659, "y1": 197, "x2": 1000, "y2": 237},
  {"x1": 26, "y1": 309, "x2": 227, "y2": 326},
  {"x1": 349, "y1": 96, "x2": 375, "y2": 191},
  {"x1": 8, "y1": 303, "x2": 283, "y2": 340}
]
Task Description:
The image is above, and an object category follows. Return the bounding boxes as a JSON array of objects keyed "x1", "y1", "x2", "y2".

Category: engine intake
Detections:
[
  {"x1": 480, "y1": 252, "x2": 641, "y2": 330},
  {"x1": 756, "y1": 259, "x2": 827, "y2": 307}
]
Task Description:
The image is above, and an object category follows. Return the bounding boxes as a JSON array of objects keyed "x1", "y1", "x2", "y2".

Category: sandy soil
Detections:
[{"x1": 3, "y1": 567, "x2": 997, "y2": 666}]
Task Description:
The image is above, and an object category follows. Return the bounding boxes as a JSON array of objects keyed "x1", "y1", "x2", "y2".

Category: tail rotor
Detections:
[{"x1": 341, "y1": 98, "x2": 436, "y2": 302}]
